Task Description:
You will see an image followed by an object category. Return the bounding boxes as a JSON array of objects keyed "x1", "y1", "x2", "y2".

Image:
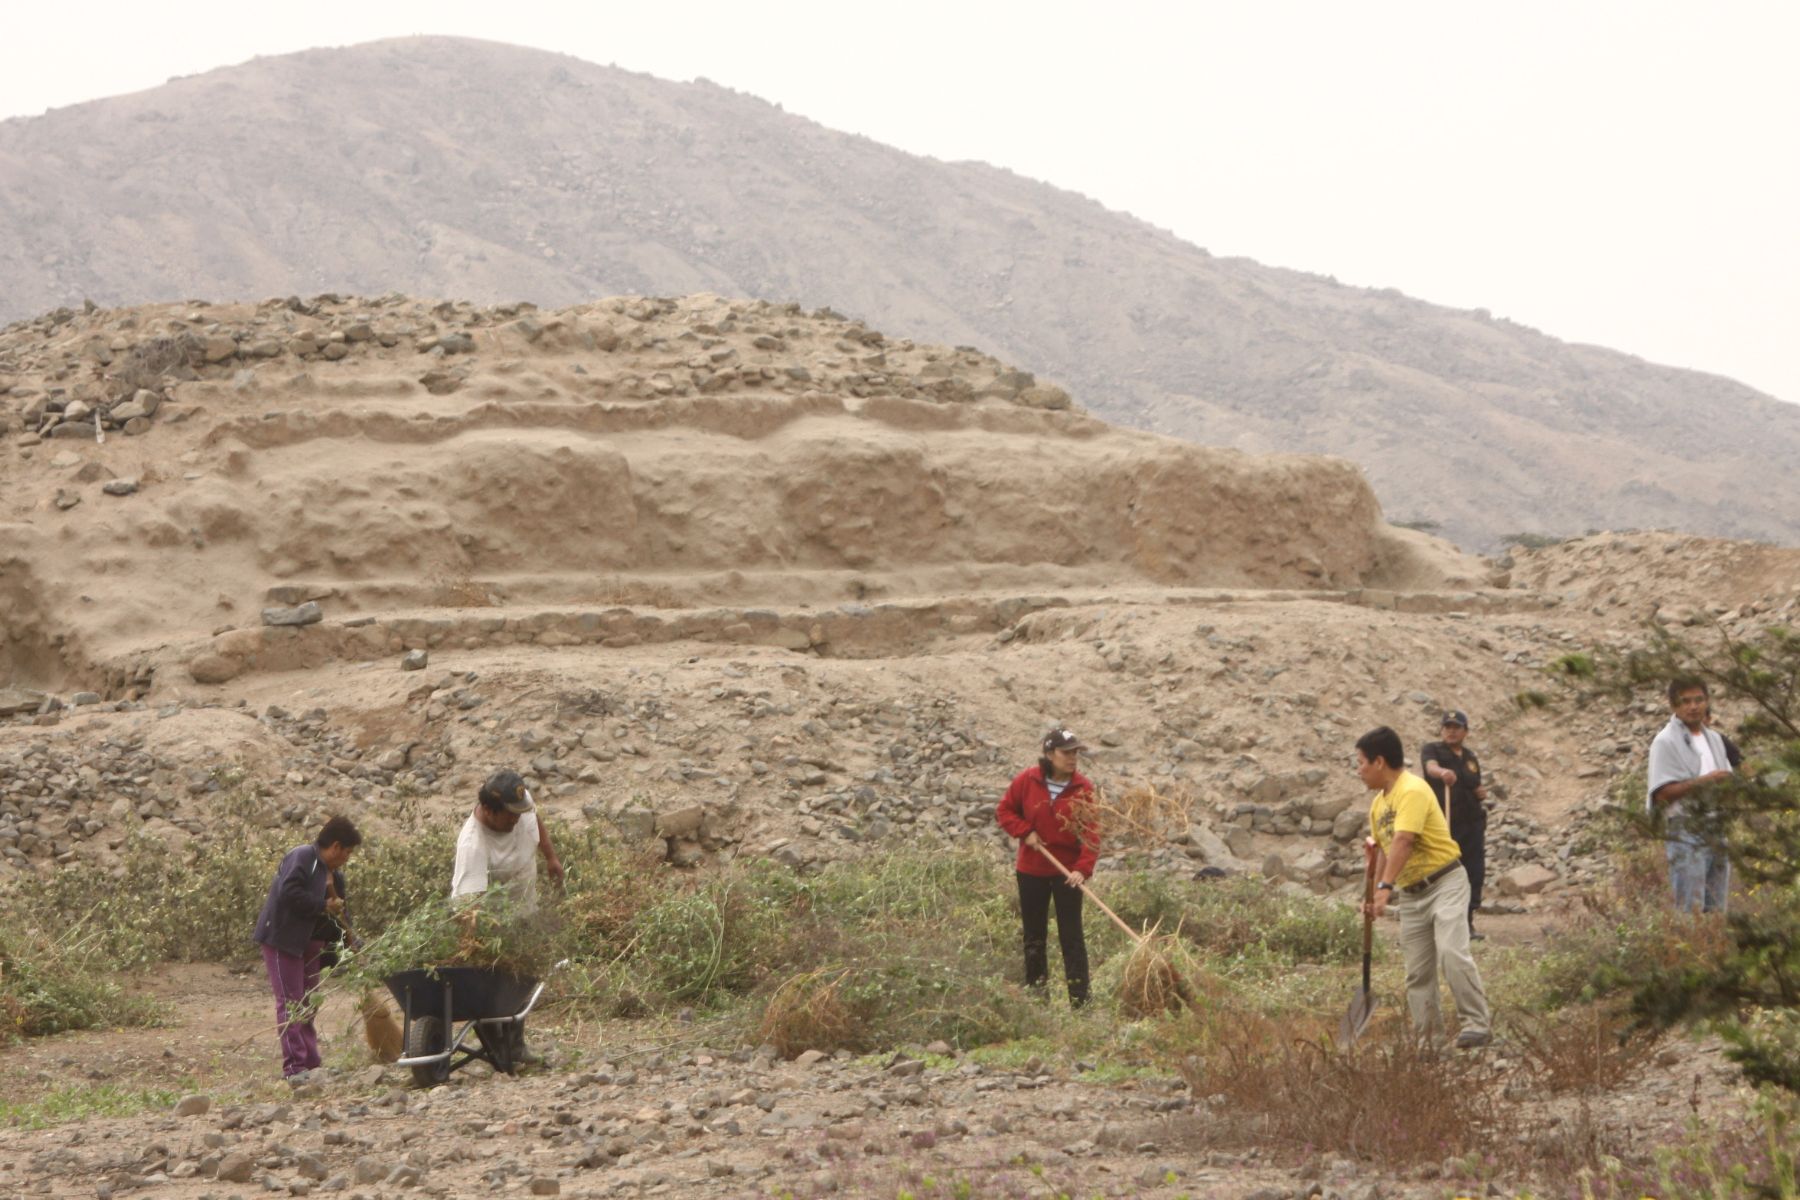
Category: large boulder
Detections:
[
  {"x1": 1499, "y1": 863, "x2": 1558, "y2": 896},
  {"x1": 1183, "y1": 823, "x2": 1255, "y2": 874},
  {"x1": 0, "y1": 687, "x2": 47, "y2": 716},
  {"x1": 187, "y1": 653, "x2": 243, "y2": 684}
]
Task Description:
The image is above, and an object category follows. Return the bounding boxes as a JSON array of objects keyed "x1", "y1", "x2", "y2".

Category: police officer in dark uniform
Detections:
[{"x1": 1420, "y1": 711, "x2": 1489, "y2": 939}]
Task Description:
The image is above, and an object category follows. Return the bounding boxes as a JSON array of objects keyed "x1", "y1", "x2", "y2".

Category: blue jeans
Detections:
[{"x1": 1666, "y1": 833, "x2": 1730, "y2": 914}]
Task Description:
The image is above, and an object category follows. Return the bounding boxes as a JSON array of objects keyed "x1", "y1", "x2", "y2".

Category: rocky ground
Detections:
[
  {"x1": 0, "y1": 962, "x2": 1757, "y2": 1200},
  {"x1": 5, "y1": 296, "x2": 1798, "y2": 1197}
]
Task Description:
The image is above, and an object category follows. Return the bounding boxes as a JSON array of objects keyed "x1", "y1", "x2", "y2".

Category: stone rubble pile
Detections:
[
  {"x1": 0, "y1": 733, "x2": 172, "y2": 868},
  {"x1": 1, "y1": 293, "x2": 1074, "y2": 451},
  {"x1": 0, "y1": 600, "x2": 1659, "y2": 901}
]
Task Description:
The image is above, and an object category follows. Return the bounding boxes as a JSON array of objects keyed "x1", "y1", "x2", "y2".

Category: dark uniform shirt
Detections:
[{"x1": 1419, "y1": 740, "x2": 1485, "y2": 826}]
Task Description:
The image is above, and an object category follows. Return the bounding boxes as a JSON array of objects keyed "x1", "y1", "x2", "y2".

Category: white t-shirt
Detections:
[
  {"x1": 451, "y1": 811, "x2": 540, "y2": 915},
  {"x1": 1690, "y1": 731, "x2": 1719, "y2": 775}
]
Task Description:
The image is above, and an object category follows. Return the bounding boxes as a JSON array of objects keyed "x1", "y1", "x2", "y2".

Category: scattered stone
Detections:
[
  {"x1": 188, "y1": 652, "x2": 243, "y2": 684},
  {"x1": 215, "y1": 1152, "x2": 255, "y2": 1183},
  {"x1": 173, "y1": 1094, "x2": 211, "y2": 1117},
  {"x1": 1500, "y1": 863, "x2": 1557, "y2": 895},
  {"x1": 102, "y1": 478, "x2": 139, "y2": 496},
  {"x1": 262, "y1": 601, "x2": 324, "y2": 627},
  {"x1": 655, "y1": 803, "x2": 706, "y2": 839},
  {"x1": 352, "y1": 1157, "x2": 390, "y2": 1185},
  {"x1": 401, "y1": 649, "x2": 429, "y2": 671},
  {"x1": 0, "y1": 687, "x2": 47, "y2": 716}
]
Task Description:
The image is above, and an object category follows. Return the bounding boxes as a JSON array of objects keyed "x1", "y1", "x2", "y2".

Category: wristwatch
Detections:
[{"x1": 1376, "y1": 882, "x2": 1395, "y2": 892}]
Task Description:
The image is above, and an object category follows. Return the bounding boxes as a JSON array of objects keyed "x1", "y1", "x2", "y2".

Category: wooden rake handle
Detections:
[{"x1": 1029, "y1": 839, "x2": 1147, "y2": 947}]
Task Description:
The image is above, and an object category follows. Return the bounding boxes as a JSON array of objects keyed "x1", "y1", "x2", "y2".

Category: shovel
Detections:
[{"x1": 1339, "y1": 838, "x2": 1378, "y2": 1046}]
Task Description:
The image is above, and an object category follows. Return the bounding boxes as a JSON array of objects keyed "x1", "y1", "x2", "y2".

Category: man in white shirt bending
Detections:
[
  {"x1": 451, "y1": 769, "x2": 564, "y2": 915},
  {"x1": 1646, "y1": 677, "x2": 1733, "y2": 913}
]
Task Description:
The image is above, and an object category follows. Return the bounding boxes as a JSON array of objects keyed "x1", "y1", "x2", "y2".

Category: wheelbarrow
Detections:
[{"x1": 384, "y1": 960, "x2": 565, "y2": 1088}]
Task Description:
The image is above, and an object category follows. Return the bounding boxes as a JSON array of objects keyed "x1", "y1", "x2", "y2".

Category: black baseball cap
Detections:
[
  {"x1": 478, "y1": 769, "x2": 535, "y2": 813},
  {"x1": 1441, "y1": 710, "x2": 1470, "y2": 728},
  {"x1": 1042, "y1": 727, "x2": 1088, "y2": 753}
]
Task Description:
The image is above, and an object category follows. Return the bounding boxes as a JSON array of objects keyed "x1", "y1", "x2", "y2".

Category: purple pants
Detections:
[{"x1": 261, "y1": 940, "x2": 325, "y2": 1076}]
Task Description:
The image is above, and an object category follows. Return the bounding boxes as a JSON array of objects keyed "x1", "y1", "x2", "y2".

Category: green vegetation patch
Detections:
[{"x1": 0, "y1": 1083, "x2": 180, "y2": 1129}]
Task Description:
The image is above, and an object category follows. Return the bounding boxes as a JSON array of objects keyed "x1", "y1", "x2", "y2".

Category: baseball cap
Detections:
[
  {"x1": 479, "y1": 769, "x2": 535, "y2": 814},
  {"x1": 1042, "y1": 727, "x2": 1088, "y2": 753},
  {"x1": 1441, "y1": 710, "x2": 1470, "y2": 728}
]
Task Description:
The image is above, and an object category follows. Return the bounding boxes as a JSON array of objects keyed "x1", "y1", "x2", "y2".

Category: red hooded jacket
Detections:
[{"x1": 996, "y1": 766, "x2": 1099, "y2": 878}]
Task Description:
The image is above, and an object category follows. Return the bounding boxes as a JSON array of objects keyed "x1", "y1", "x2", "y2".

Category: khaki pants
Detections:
[{"x1": 1397, "y1": 864, "x2": 1490, "y2": 1037}]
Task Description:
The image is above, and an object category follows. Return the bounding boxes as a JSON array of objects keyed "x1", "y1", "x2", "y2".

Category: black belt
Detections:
[{"x1": 1402, "y1": 859, "x2": 1463, "y2": 895}]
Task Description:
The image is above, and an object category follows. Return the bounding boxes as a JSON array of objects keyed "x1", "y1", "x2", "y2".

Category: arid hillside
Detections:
[
  {"x1": 0, "y1": 292, "x2": 1480, "y2": 699},
  {"x1": 9, "y1": 289, "x2": 1786, "y2": 911},
  {"x1": 0, "y1": 36, "x2": 1793, "y2": 549}
]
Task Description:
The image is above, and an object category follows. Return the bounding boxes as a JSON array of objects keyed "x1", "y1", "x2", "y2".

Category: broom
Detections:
[
  {"x1": 1027, "y1": 835, "x2": 1196, "y2": 1017},
  {"x1": 327, "y1": 875, "x2": 402, "y2": 1064}
]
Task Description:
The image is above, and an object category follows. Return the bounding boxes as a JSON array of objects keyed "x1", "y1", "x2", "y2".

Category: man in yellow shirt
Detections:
[{"x1": 1357, "y1": 726, "x2": 1491, "y2": 1048}]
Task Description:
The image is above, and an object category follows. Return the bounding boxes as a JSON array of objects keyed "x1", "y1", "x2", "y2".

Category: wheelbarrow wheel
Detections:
[{"x1": 405, "y1": 1015, "x2": 450, "y2": 1088}]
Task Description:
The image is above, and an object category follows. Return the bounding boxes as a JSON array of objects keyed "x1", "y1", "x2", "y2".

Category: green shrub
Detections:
[
  {"x1": 3, "y1": 823, "x2": 288, "y2": 967},
  {"x1": 0, "y1": 930, "x2": 160, "y2": 1042},
  {"x1": 1104, "y1": 872, "x2": 1360, "y2": 964},
  {"x1": 1570, "y1": 623, "x2": 1800, "y2": 1092}
]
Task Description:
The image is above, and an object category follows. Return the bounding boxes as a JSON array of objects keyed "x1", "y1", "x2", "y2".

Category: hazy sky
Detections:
[{"x1": 6, "y1": 1, "x2": 1795, "y2": 402}]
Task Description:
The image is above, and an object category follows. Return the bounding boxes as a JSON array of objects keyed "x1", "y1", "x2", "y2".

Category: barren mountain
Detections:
[{"x1": 1, "y1": 36, "x2": 1792, "y2": 549}]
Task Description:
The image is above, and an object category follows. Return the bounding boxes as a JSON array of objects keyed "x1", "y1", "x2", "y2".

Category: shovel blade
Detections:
[{"x1": 1339, "y1": 989, "x2": 1376, "y2": 1046}]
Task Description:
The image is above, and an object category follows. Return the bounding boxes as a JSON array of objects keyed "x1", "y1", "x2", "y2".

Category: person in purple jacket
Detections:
[{"x1": 252, "y1": 816, "x2": 362, "y2": 1077}]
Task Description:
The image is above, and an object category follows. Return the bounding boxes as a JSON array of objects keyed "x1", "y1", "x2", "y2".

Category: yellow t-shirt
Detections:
[{"x1": 1369, "y1": 770, "x2": 1462, "y2": 888}]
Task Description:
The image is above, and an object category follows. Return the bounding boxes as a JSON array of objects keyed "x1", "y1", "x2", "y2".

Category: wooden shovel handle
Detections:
[
  {"x1": 1360, "y1": 840, "x2": 1376, "y2": 990},
  {"x1": 1029, "y1": 839, "x2": 1145, "y2": 947}
]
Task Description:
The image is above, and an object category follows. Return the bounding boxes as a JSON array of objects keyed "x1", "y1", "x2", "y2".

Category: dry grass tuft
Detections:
[
  {"x1": 108, "y1": 332, "x2": 199, "y2": 397},
  {"x1": 1513, "y1": 1003, "x2": 1660, "y2": 1094},
  {"x1": 1167, "y1": 1011, "x2": 1506, "y2": 1165},
  {"x1": 1080, "y1": 781, "x2": 1196, "y2": 846},
  {"x1": 586, "y1": 575, "x2": 683, "y2": 608},
  {"x1": 757, "y1": 967, "x2": 865, "y2": 1058},
  {"x1": 1118, "y1": 929, "x2": 1198, "y2": 1018},
  {"x1": 359, "y1": 992, "x2": 403, "y2": 1064},
  {"x1": 427, "y1": 567, "x2": 496, "y2": 608}
]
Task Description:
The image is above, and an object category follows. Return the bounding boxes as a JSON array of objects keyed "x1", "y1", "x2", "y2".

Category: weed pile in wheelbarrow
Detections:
[{"x1": 325, "y1": 896, "x2": 571, "y2": 1086}]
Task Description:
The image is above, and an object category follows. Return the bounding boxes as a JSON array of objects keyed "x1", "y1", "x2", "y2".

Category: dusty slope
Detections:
[
  {"x1": 1, "y1": 36, "x2": 1794, "y2": 549},
  {"x1": 0, "y1": 292, "x2": 1475, "y2": 694},
  {"x1": 7, "y1": 291, "x2": 1796, "y2": 905}
]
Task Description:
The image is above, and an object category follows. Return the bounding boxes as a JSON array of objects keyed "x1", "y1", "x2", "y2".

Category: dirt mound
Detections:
[
  {"x1": 0, "y1": 293, "x2": 1479, "y2": 693},
  {"x1": 1508, "y1": 530, "x2": 1800, "y2": 624}
]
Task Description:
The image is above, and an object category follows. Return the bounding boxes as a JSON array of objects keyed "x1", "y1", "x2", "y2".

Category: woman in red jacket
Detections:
[{"x1": 996, "y1": 727, "x2": 1099, "y2": 1007}]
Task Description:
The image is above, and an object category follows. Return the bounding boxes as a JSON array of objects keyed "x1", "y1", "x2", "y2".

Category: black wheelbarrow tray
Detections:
[{"x1": 384, "y1": 959, "x2": 566, "y2": 1087}]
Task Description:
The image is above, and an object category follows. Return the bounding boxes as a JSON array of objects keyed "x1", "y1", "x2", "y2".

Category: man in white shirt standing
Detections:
[
  {"x1": 1646, "y1": 677, "x2": 1734, "y2": 913},
  {"x1": 452, "y1": 770, "x2": 564, "y2": 915}
]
